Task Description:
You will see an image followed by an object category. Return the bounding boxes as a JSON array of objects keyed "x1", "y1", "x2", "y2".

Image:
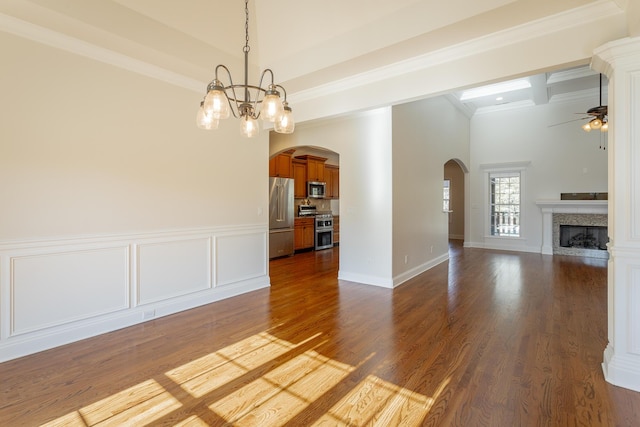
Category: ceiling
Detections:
[{"x1": 0, "y1": 0, "x2": 633, "y2": 122}]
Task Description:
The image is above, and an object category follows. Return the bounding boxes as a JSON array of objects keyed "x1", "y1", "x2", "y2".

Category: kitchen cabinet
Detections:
[
  {"x1": 325, "y1": 164, "x2": 339, "y2": 199},
  {"x1": 294, "y1": 217, "x2": 315, "y2": 250},
  {"x1": 292, "y1": 159, "x2": 307, "y2": 198},
  {"x1": 333, "y1": 215, "x2": 339, "y2": 244},
  {"x1": 295, "y1": 155, "x2": 326, "y2": 182},
  {"x1": 269, "y1": 150, "x2": 295, "y2": 178}
]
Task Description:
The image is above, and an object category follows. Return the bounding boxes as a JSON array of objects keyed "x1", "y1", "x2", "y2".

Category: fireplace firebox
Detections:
[{"x1": 559, "y1": 225, "x2": 608, "y2": 250}]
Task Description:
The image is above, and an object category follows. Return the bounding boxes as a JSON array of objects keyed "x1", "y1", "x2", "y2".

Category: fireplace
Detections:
[
  {"x1": 552, "y1": 213, "x2": 608, "y2": 258},
  {"x1": 535, "y1": 199, "x2": 608, "y2": 258}
]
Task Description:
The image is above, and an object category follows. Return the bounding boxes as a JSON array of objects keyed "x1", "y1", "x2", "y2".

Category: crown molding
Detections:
[
  {"x1": 0, "y1": 1, "x2": 625, "y2": 104},
  {"x1": 547, "y1": 66, "x2": 598, "y2": 84},
  {"x1": 292, "y1": 0, "x2": 624, "y2": 103}
]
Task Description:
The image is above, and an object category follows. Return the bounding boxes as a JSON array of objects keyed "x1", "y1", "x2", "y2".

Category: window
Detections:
[
  {"x1": 489, "y1": 172, "x2": 520, "y2": 237},
  {"x1": 443, "y1": 180, "x2": 450, "y2": 211}
]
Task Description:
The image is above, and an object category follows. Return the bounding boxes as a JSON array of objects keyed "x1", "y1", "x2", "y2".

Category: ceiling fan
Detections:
[
  {"x1": 580, "y1": 73, "x2": 608, "y2": 132},
  {"x1": 549, "y1": 73, "x2": 608, "y2": 132}
]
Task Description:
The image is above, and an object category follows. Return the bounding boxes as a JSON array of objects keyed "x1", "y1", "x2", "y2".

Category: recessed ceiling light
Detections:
[{"x1": 460, "y1": 78, "x2": 531, "y2": 100}]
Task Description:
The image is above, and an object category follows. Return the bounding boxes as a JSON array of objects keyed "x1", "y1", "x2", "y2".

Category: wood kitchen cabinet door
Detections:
[
  {"x1": 306, "y1": 158, "x2": 325, "y2": 182},
  {"x1": 269, "y1": 150, "x2": 294, "y2": 178},
  {"x1": 325, "y1": 164, "x2": 339, "y2": 199},
  {"x1": 292, "y1": 159, "x2": 307, "y2": 198},
  {"x1": 294, "y1": 217, "x2": 315, "y2": 250},
  {"x1": 294, "y1": 155, "x2": 327, "y2": 183}
]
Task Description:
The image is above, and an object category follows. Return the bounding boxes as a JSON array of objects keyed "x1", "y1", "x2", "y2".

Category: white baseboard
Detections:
[
  {"x1": 392, "y1": 253, "x2": 450, "y2": 287},
  {"x1": 602, "y1": 344, "x2": 640, "y2": 392},
  {"x1": 338, "y1": 271, "x2": 394, "y2": 288}
]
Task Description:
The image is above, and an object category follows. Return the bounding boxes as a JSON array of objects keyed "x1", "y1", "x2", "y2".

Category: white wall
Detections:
[
  {"x1": 0, "y1": 32, "x2": 270, "y2": 361},
  {"x1": 391, "y1": 97, "x2": 470, "y2": 283},
  {"x1": 271, "y1": 108, "x2": 394, "y2": 287},
  {"x1": 468, "y1": 98, "x2": 608, "y2": 252}
]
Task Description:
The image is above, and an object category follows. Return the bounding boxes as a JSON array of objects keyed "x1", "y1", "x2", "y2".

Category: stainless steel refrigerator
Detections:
[{"x1": 269, "y1": 177, "x2": 294, "y2": 259}]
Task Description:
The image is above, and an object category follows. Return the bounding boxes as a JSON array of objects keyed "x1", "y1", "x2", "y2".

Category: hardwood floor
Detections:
[{"x1": 2, "y1": 242, "x2": 640, "y2": 426}]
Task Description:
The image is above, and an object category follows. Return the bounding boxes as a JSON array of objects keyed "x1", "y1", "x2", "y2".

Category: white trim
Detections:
[
  {"x1": 0, "y1": 225, "x2": 269, "y2": 362},
  {"x1": 338, "y1": 271, "x2": 394, "y2": 289},
  {"x1": 392, "y1": 253, "x2": 449, "y2": 288},
  {"x1": 480, "y1": 161, "x2": 531, "y2": 171},
  {"x1": 483, "y1": 164, "x2": 530, "y2": 239}
]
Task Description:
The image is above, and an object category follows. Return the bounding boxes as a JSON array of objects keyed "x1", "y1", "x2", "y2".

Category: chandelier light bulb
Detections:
[
  {"x1": 274, "y1": 103, "x2": 295, "y2": 134},
  {"x1": 240, "y1": 114, "x2": 259, "y2": 138},
  {"x1": 262, "y1": 87, "x2": 284, "y2": 122},
  {"x1": 203, "y1": 87, "x2": 230, "y2": 120},
  {"x1": 196, "y1": 102, "x2": 219, "y2": 130}
]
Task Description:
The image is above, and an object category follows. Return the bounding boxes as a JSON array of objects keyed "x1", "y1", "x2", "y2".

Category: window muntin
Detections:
[{"x1": 489, "y1": 172, "x2": 520, "y2": 237}]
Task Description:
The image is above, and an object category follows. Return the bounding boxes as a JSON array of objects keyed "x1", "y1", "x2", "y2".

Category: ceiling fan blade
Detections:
[{"x1": 548, "y1": 117, "x2": 590, "y2": 127}]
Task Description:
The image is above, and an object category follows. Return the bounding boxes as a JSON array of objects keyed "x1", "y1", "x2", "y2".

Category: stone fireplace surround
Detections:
[{"x1": 535, "y1": 200, "x2": 608, "y2": 258}]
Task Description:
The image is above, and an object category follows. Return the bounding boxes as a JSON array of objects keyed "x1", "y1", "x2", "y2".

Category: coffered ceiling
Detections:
[{"x1": 0, "y1": 0, "x2": 634, "y2": 122}]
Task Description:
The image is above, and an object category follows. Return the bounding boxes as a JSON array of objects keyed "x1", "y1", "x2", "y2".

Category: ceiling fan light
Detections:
[
  {"x1": 601, "y1": 122, "x2": 608, "y2": 132},
  {"x1": 582, "y1": 122, "x2": 592, "y2": 132},
  {"x1": 590, "y1": 118, "x2": 602, "y2": 130}
]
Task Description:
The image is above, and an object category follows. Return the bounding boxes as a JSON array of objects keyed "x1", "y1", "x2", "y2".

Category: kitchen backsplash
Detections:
[{"x1": 295, "y1": 198, "x2": 340, "y2": 215}]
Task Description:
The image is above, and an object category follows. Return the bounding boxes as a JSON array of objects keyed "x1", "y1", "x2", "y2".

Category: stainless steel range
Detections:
[{"x1": 315, "y1": 212, "x2": 334, "y2": 250}]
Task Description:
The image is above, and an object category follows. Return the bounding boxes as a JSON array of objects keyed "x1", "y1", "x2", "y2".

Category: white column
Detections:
[
  {"x1": 593, "y1": 37, "x2": 640, "y2": 392},
  {"x1": 540, "y1": 207, "x2": 553, "y2": 255}
]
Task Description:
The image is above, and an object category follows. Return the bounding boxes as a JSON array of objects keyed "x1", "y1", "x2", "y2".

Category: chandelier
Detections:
[{"x1": 196, "y1": 0, "x2": 294, "y2": 137}]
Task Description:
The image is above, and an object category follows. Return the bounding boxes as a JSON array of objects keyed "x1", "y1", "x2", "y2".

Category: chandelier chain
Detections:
[{"x1": 244, "y1": 0, "x2": 250, "y2": 53}]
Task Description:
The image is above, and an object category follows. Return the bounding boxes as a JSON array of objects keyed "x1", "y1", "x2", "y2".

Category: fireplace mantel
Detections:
[{"x1": 535, "y1": 200, "x2": 608, "y2": 255}]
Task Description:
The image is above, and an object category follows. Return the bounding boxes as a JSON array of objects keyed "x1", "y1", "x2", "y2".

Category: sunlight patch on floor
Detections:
[
  {"x1": 41, "y1": 331, "x2": 440, "y2": 426},
  {"x1": 213, "y1": 349, "x2": 354, "y2": 425}
]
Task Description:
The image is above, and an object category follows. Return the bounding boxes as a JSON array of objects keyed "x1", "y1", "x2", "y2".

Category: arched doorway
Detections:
[{"x1": 444, "y1": 159, "x2": 467, "y2": 244}]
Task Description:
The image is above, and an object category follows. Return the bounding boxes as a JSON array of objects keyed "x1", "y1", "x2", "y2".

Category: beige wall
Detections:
[
  {"x1": 0, "y1": 32, "x2": 268, "y2": 241},
  {"x1": 391, "y1": 97, "x2": 470, "y2": 280}
]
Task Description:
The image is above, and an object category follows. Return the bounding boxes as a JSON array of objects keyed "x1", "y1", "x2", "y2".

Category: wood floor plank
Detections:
[{"x1": 2, "y1": 241, "x2": 640, "y2": 426}]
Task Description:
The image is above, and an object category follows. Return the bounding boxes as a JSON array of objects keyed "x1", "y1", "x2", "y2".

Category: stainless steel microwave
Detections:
[{"x1": 307, "y1": 181, "x2": 326, "y2": 198}]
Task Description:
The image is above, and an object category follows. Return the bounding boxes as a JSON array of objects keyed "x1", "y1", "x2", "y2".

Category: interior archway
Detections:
[{"x1": 444, "y1": 159, "x2": 467, "y2": 244}]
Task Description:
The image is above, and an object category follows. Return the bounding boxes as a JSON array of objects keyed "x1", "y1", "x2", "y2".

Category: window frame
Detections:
[
  {"x1": 443, "y1": 179, "x2": 451, "y2": 213},
  {"x1": 480, "y1": 161, "x2": 530, "y2": 240}
]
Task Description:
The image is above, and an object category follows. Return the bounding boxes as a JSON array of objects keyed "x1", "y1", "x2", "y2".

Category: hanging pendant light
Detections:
[{"x1": 197, "y1": 0, "x2": 294, "y2": 137}]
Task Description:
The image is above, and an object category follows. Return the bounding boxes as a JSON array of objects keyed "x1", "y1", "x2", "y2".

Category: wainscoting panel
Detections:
[
  {"x1": 137, "y1": 237, "x2": 211, "y2": 305},
  {"x1": 0, "y1": 225, "x2": 269, "y2": 362},
  {"x1": 10, "y1": 247, "x2": 129, "y2": 336},
  {"x1": 630, "y1": 265, "x2": 640, "y2": 356},
  {"x1": 215, "y1": 231, "x2": 267, "y2": 287}
]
